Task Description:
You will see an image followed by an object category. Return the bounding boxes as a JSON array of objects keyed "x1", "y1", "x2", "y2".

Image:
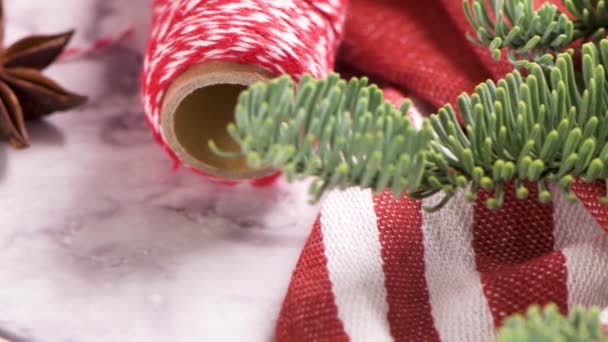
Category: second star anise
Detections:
[{"x1": 0, "y1": 30, "x2": 87, "y2": 148}]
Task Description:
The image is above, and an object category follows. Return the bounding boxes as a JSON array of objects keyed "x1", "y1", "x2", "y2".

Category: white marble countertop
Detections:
[{"x1": 0, "y1": 1, "x2": 319, "y2": 341}]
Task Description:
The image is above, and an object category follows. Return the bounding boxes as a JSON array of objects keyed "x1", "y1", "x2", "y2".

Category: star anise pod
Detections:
[{"x1": 0, "y1": 30, "x2": 87, "y2": 148}]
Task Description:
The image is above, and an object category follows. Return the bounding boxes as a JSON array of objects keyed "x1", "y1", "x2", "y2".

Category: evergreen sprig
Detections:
[
  {"x1": 464, "y1": 0, "x2": 574, "y2": 65},
  {"x1": 498, "y1": 304, "x2": 607, "y2": 341},
  {"x1": 211, "y1": 40, "x2": 608, "y2": 210},
  {"x1": 566, "y1": 0, "x2": 608, "y2": 40},
  {"x1": 464, "y1": 0, "x2": 608, "y2": 66},
  {"x1": 210, "y1": 73, "x2": 433, "y2": 203}
]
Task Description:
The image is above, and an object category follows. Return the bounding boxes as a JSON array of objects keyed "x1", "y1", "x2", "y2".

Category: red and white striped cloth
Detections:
[
  {"x1": 276, "y1": 131, "x2": 608, "y2": 340},
  {"x1": 274, "y1": 0, "x2": 608, "y2": 338}
]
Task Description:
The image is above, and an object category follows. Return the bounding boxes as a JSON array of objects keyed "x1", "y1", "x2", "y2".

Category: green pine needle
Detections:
[
  {"x1": 211, "y1": 39, "x2": 608, "y2": 210},
  {"x1": 498, "y1": 304, "x2": 607, "y2": 341}
]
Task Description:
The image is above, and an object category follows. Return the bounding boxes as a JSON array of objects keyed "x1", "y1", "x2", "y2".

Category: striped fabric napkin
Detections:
[{"x1": 274, "y1": 0, "x2": 608, "y2": 340}]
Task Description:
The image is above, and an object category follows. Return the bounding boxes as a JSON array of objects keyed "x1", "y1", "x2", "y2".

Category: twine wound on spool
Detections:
[{"x1": 142, "y1": 0, "x2": 346, "y2": 183}]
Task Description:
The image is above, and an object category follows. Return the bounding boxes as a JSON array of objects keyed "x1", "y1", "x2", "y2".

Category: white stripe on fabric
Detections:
[
  {"x1": 552, "y1": 189, "x2": 608, "y2": 308},
  {"x1": 601, "y1": 308, "x2": 608, "y2": 329},
  {"x1": 408, "y1": 106, "x2": 424, "y2": 130},
  {"x1": 320, "y1": 188, "x2": 393, "y2": 342},
  {"x1": 421, "y1": 190, "x2": 495, "y2": 342}
]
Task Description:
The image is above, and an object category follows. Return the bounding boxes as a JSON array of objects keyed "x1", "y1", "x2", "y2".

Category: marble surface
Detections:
[{"x1": 0, "y1": 1, "x2": 319, "y2": 341}]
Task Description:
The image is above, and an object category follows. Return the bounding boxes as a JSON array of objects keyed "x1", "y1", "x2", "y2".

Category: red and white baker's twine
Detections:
[
  {"x1": 141, "y1": 0, "x2": 347, "y2": 184},
  {"x1": 60, "y1": 27, "x2": 133, "y2": 61}
]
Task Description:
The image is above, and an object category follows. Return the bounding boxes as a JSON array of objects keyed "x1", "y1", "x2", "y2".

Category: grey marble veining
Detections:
[{"x1": 0, "y1": 1, "x2": 318, "y2": 341}]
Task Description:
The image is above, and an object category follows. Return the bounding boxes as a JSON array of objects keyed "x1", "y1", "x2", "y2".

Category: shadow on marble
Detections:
[
  {"x1": 25, "y1": 120, "x2": 65, "y2": 147},
  {"x1": 100, "y1": 110, "x2": 151, "y2": 147},
  {"x1": 56, "y1": 179, "x2": 292, "y2": 269},
  {"x1": 99, "y1": 45, "x2": 142, "y2": 98},
  {"x1": 0, "y1": 326, "x2": 28, "y2": 342}
]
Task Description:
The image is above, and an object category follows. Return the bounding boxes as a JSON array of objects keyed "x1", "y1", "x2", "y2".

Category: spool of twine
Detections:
[{"x1": 142, "y1": 0, "x2": 346, "y2": 184}]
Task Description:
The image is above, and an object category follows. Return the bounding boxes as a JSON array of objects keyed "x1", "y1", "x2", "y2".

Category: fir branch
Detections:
[
  {"x1": 210, "y1": 73, "x2": 433, "y2": 202},
  {"x1": 464, "y1": 0, "x2": 608, "y2": 66},
  {"x1": 565, "y1": 0, "x2": 608, "y2": 40},
  {"x1": 211, "y1": 39, "x2": 608, "y2": 210},
  {"x1": 498, "y1": 304, "x2": 607, "y2": 341},
  {"x1": 464, "y1": 0, "x2": 575, "y2": 65}
]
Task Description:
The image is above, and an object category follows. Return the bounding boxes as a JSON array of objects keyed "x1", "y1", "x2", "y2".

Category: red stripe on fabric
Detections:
[
  {"x1": 276, "y1": 217, "x2": 349, "y2": 342},
  {"x1": 374, "y1": 192, "x2": 440, "y2": 342},
  {"x1": 436, "y1": 0, "x2": 513, "y2": 80},
  {"x1": 572, "y1": 180, "x2": 608, "y2": 232},
  {"x1": 473, "y1": 184, "x2": 568, "y2": 327}
]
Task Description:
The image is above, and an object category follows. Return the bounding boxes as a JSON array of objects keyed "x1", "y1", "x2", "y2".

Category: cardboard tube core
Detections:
[{"x1": 161, "y1": 61, "x2": 275, "y2": 180}]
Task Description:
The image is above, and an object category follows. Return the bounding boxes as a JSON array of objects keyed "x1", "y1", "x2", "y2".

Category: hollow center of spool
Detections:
[{"x1": 172, "y1": 83, "x2": 254, "y2": 174}]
